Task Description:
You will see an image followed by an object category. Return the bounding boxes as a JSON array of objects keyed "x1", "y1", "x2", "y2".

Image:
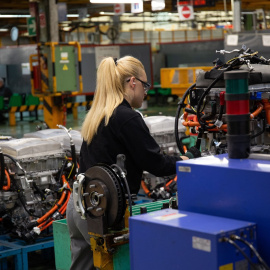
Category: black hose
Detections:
[
  {"x1": 223, "y1": 238, "x2": 257, "y2": 268},
  {"x1": 175, "y1": 83, "x2": 196, "y2": 154},
  {"x1": 195, "y1": 128, "x2": 204, "y2": 150},
  {"x1": 33, "y1": 182, "x2": 46, "y2": 201},
  {"x1": 179, "y1": 136, "x2": 190, "y2": 152},
  {"x1": 111, "y1": 164, "x2": 133, "y2": 217},
  {"x1": 3, "y1": 154, "x2": 26, "y2": 175},
  {"x1": 0, "y1": 149, "x2": 5, "y2": 190},
  {"x1": 251, "y1": 118, "x2": 265, "y2": 139},
  {"x1": 70, "y1": 144, "x2": 77, "y2": 180},
  {"x1": 232, "y1": 235, "x2": 270, "y2": 270},
  {"x1": 196, "y1": 69, "x2": 228, "y2": 130},
  {"x1": 200, "y1": 101, "x2": 217, "y2": 121},
  {"x1": 13, "y1": 181, "x2": 41, "y2": 218},
  {"x1": 58, "y1": 160, "x2": 68, "y2": 182},
  {"x1": 218, "y1": 105, "x2": 224, "y2": 121},
  {"x1": 3, "y1": 153, "x2": 18, "y2": 164}
]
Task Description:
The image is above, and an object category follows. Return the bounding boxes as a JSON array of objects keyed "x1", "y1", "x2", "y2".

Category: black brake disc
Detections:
[{"x1": 84, "y1": 165, "x2": 126, "y2": 228}]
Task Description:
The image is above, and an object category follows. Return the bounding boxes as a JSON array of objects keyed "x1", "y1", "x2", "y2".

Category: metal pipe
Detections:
[{"x1": 231, "y1": 0, "x2": 242, "y2": 33}]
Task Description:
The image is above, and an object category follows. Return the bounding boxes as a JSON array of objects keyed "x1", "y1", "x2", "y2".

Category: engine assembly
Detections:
[
  {"x1": 0, "y1": 127, "x2": 79, "y2": 242},
  {"x1": 141, "y1": 116, "x2": 185, "y2": 200},
  {"x1": 175, "y1": 45, "x2": 270, "y2": 157}
]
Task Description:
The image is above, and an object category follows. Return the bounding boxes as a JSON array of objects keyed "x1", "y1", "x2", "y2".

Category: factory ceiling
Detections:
[{"x1": 0, "y1": 0, "x2": 270, "y2": 30}]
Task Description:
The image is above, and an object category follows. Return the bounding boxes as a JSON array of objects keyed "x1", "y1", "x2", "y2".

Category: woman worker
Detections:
[{"x1": 66, "y1": 56, "x2": 201, "y2": 270}]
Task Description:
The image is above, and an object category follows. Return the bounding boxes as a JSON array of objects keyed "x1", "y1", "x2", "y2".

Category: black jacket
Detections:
[{"x1": 79, "y1": 99, "x2": 181, "y2": 194}]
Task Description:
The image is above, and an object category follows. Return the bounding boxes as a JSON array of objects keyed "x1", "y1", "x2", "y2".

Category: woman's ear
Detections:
[{"x1": 129, "y1": 77, "x2": 136, "y2": 89}]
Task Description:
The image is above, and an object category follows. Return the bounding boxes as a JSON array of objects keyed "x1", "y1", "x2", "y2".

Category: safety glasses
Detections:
[{"x1": 127, "y1": 77, "x2": 151, "y2": 93}]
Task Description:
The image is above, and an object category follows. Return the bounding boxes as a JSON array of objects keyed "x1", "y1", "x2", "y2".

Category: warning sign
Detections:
[
  {"x1": 63, "y1": 65, "x2": 68, "y2": 70},
  {"x1": 114, "y1": 4, "x2": 125, "y2": 15},
  {"x1": 60, "y1": 52, "x2": 69, "y2": 63},
  {"x1": 178, "y1": 5, "x2": 194, "y2": 20}
]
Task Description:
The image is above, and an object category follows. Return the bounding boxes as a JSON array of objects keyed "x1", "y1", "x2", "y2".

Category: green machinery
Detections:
[{"x1": 29, "y1": 42, "x2": 83, "y2": 128}]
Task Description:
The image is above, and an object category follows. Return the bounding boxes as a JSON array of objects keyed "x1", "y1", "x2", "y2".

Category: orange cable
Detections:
[
  {"x1": 2, "y1": 170, "x2": 10, "y2": 191},
  {"x1": 141, "y1": 180, "x2": 151, "y2": 198}
]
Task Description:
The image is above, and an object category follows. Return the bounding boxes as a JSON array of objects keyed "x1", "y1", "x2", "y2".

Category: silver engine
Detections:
[
  {"x1": 141, "y1": 116, "x2": 185, "y2": 200},
  {"x1": 0, "y1": 129, "x2": 81, "y2": 242}
]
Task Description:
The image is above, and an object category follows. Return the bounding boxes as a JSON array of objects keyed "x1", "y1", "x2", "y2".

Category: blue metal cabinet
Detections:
[
  {"x1": 129, "y1": 209, "x2": 257, "y2": 270},
  {"x1": 176, "y1": 154, "x2": 270, "y2": 265}
]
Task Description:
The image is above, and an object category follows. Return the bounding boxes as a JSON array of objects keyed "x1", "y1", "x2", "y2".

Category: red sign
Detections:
[
  {"x1": 39, "y1": 12, "x2": 46, "y2": 29},
  {"x1": 115, "y1": 4, "x2": 121, "y2": 13},
  {"x1": 114, "y1": 4, "x2": 124, "y2": 15},
  {"x1": 182, "y1": 6, "x2": 191, "y2": 19},
  {"x1": 178, "y1": 4, "x2": 194, "y2": 20}
]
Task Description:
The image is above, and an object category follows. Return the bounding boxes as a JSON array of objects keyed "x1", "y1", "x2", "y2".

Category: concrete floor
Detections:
[{"x1": 0, "y1": 110, "x2": 84, "y2": 139}]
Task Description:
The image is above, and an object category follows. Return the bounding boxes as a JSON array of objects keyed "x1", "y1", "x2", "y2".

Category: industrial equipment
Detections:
[
  {"x1": 29, "y1": 42, "x2": 83, "y2": 128},
  {"x1": 128, "y1": 45, "x2": 270, "y2": 270},
  {"x1": 141, "y1": 116, "x2": 186, "y2": 199},
  {"x1": 176, "y1": 154, "x2": 270, "y2": 268},
  {"x1": 175, "y1": 45, "x2": 270, "y2": 156},
  {"x1": 0, "y1": 128, "x2": 78, "y2": 242},
  {"x1": 72, "y1": 154, "x2": 179, "y2": 269},
  {"x1": 73, "y1": 154, "x2": 132, "y2": 269},
  {"x1": 129, "y1": 209, "x2": 258, "y2": 270}
]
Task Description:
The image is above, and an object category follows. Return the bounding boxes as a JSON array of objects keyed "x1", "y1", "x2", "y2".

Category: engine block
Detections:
[{"x1": 0, "y1": 132, "x2": 74, "y2": 241}]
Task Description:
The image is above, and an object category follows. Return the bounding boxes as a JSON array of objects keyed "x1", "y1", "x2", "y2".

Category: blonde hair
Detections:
[{"x1": 81, "y1": 56, "x2": 145, "y2": 144}]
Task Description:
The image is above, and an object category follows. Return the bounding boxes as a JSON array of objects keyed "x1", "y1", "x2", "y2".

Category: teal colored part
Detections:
[
  {"x1": 25, "y1": 94, "x2": 40, "y2": 106},
  {"x1": 181, "y1": 136, "x2": 197, "y2": 149},
  {"x1": 148, "y1": 88, "x2": 171, "y2": 96},
  {"x1": 0, "y1": 96, "x2": 4, "y2": 110},
  {"x1": 113, "y1": 243, "x2": 130, "y2": 270},
  {"x1": 158, "y1": 88, "x2": 171, "y2": 96},
  {"x1": 132, "y1": 199, "x2": 170, "y2": 216},
  {"x1": 147, "y1": 89, "x2": 156, "y2": 95},
  {"x1": 9, "y1": 94, "x2": 22, "y2": 107},
  {"x1": 53, "y1": 219, "x2": 72, "y2": 270},
  {"x1": 226, "y1": 79, "x2": 248, "y2": 94}
]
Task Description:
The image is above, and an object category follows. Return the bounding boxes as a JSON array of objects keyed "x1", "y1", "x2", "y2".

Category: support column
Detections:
[
  {"x1": 262, "y1": 9, "x2": 267, "y2": 29},
  {"x1": 231, "y1": 0, "x2": 242, "y2": 33},
  {"x1": 49, "y1": 0, "x2": 59, "y2": 42},
  {"x1": 39, "y1": 0, "x2": 59, "y2": 42}
]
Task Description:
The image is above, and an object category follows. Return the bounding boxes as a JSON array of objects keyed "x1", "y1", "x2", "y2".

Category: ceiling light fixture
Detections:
[
  {"x1": 90, "y1": 0, "x2": 140, "y2": 3},
  {"x1": 0, "y1": 15, "x2": 30, "y2": 18},
  {"x1": 67, "y1": 14, "x2": 79, "y2": 18}
]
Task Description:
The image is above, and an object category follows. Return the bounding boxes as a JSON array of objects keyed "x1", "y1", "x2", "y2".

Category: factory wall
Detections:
[
  {"x1": 0, "y1": 40, "x2": 225, "y2": 95},
  {"x1": 1, "y1": 33, "x2": 269, "y2": 94},
  {"x1": 159, "y1": 39, "x2": 225, "y2": 67},
  {"x1": 224, "y1": 31, "x2": 270, "y2": 61},
  {"x1": 0, "y1": 43, "x2": 153, "y2": 94}
]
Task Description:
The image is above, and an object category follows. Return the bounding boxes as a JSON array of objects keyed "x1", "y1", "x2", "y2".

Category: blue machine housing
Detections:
[
  {"x1": 176, "y1": 153, "x2": 270, "y2": 265},
  {"x1": 129, "y1": 209, "x2": 257, "y2": 270}
]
